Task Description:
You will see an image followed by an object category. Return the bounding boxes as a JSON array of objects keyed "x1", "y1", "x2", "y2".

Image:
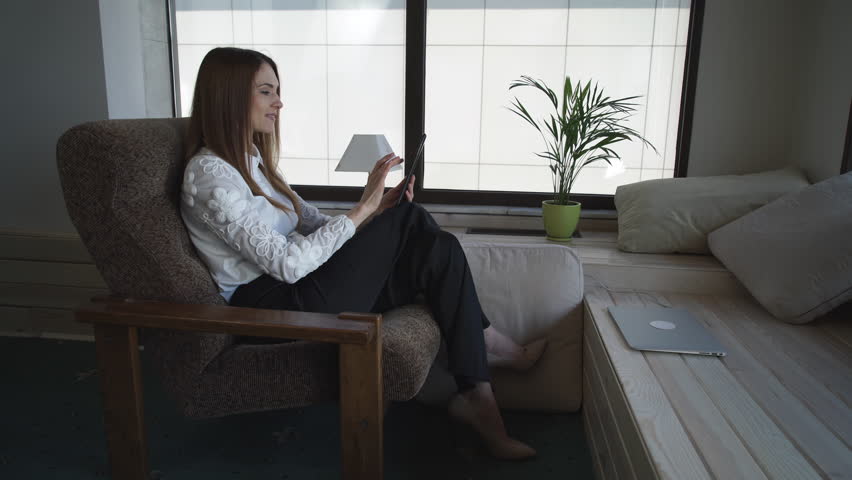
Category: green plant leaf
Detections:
[{"x1": 507, "y1": 74, "x2": 657, "y2": 197}]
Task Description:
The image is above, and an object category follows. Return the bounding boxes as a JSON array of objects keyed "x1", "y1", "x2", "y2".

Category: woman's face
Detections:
[{"x1": 250, "y1": 62, "x2": 283, "y2": 135}]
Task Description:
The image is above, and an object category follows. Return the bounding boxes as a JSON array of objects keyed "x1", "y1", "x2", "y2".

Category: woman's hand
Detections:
[
  {"x1": 376, "y1": 174, "x2": 415, "y2": 215},
  {"x1": 346, "y1": 153, "x2": 402, "y2": 227}
]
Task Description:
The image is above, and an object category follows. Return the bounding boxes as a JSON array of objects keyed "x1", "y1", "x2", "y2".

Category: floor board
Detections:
[{"x1": 585, "y1": 291, "x2": 852, "y2": 480}]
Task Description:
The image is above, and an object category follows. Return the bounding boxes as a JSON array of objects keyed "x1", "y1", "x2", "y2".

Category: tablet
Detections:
[{"x1": 396, "y1": 133, "x2": 426, "y2": 207}]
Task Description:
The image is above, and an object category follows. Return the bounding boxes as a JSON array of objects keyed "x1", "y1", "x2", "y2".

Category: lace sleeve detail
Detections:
[
  {"x1": 295, "y1": 193, "x2": 332, "y2": 236},
  {"x1": 183, "y1": 160, "x2": 356, "y2": 284}
]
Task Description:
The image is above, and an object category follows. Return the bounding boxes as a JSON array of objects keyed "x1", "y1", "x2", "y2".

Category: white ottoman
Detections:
[{"x1": 416, "y1": 241, "x2": 585, "y2": 412}]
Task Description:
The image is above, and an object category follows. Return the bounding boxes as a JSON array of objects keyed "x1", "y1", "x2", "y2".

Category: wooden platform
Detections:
[
  {"x1": 456, "y1": 230, "x2": 745, "y2": 296},
  {"x1": 583, "y1": 286, "x2": 852, "y2": 480}
]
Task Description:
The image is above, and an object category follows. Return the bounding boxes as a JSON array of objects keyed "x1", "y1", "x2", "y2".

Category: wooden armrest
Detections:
[
  {"x1": 77, "y1": 299, "x2": 379, "y2": 345},
  {"x1": 85, "y1": 295, "x2": 384, "y2": 479}
]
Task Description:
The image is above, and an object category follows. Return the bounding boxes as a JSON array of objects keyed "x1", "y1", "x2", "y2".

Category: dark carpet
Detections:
[{"x1": 0, "y1": 337, "x2": 593, "y2": 479}]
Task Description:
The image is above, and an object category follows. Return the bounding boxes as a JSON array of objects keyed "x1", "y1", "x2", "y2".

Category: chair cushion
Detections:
[
  {"x1": 708, "y1": 172, "x2": 852, "y2": 324},
  {"x1": 163, "y1": 304, "x2": 440, "y2": 419},
  {"x1": 381, "y1": 305, "x2": 442, "y2": 400},
  {"x1": 615, "y1": 167, "x2": 809, "y2": 254},
  {"x1": 416, "y1": 241, "x2": 585, "y2": 412}
]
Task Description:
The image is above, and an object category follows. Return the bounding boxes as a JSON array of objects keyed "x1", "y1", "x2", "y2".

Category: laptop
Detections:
[{"x1": 607, "y1": 306, "x2": 727, "y2": 357}]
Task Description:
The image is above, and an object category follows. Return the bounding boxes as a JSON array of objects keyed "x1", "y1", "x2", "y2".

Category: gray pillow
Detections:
[
  {"x1": 615, "y1": 167, "x2": 809, "y2": 254},
  {"x1": 708, "y1": 172, "x2": 852, "y2": 324}
]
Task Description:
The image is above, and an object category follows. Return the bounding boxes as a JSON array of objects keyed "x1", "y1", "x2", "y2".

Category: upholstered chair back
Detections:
[{"x1": 56, "y1": 118, "x2": 232, "y2": 373}]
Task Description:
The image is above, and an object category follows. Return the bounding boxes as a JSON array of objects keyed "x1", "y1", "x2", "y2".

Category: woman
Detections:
[{"x1": 179, "y1": 47, "x2": 546, "y2": 460}]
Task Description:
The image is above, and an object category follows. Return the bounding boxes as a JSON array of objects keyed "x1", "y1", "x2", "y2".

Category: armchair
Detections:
[{"x1": 56, "y1": 118, "x2": 442, "y2": 480}]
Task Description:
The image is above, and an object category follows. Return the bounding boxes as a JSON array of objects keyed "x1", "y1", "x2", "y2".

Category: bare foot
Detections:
[
  {"x1": 485, "y1": 330, "x2": 548, "y2": 371},
  {"x1": 448, "y1": 383, "x2": 536, "y2": 460}
]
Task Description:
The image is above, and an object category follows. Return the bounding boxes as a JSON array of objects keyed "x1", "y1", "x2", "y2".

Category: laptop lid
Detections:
[{"x1": 607, "y1": 306, "x2": 727, "y2": 357}]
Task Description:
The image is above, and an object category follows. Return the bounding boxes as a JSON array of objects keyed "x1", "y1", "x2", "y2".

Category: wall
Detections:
[
  {"x1": 791, "y1": 0, "x2": 852, "y2": 182},
  {"x1": 0, "y1": 0, "x2": 111, "y2": 338},
  {"x1": 105, "y1": 0, "x2": 174, "y2": 118},
  {"x1": 99, "y1": 0, "x2": 173, "y2": 119},
  {"x1": 0, "y1": 1, "x2": 174, "y2": 339},
  {"x1": 687, "y1": 0, "x2": 799, "y2": 177},
  {"x1": 99, "y1": 0, "x2": 147, "y2": 119},
  {"x1": 688, "y1": 0, "x2": 851, "y2": 180},
  {"x1": 0, "y1": 0, "x2": 109, "y2": 235},
  {"x1": 0, "y1": 0, "x2": 173, "y2": 236},
  {"x1": 141, "y1": 0, "x2": 175, "y2": 117}
]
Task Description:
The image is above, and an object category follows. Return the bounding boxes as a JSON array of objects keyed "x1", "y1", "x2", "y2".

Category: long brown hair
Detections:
[{"x1": 185, "y1": 47, "x2": 301, "y2": 222}]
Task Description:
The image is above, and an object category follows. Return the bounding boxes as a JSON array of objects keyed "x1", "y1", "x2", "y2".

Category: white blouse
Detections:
[{"x1": 180, "y1": 147, "x2": 356, "y2": 302}]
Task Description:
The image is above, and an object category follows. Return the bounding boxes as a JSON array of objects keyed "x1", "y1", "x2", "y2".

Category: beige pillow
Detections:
[
  {"x1": 416, "y1": 241, "x2": 585, "y2": 412},
  {"x1": 615, "y1": 166, "x2": 809, "y2": 254},
  {"x1": 708, "y1": 172, "x2": 852, "y2": 324}
]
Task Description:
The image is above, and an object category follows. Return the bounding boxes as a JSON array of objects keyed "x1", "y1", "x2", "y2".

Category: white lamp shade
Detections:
[{"x1": 335, "y1": 134, "x2": 401, "y2": 173}]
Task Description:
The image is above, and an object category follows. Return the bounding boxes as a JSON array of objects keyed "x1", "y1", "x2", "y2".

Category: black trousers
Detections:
[{"x1": 229, "y1": 202, "x2": 491, "y2": 388}]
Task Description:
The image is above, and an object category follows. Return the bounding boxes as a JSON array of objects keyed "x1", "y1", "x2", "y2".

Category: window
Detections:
[
  {"x1": 173, "y1": 0, "x2": 406, "y2": 188},
  {"x1": 425, "y1": 0, "x2": 691, "y2": 195},
  {"x1": 171, "y1": 0, "x2": 703, "y2": 208}
]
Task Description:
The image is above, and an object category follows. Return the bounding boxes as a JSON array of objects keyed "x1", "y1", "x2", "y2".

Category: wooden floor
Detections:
[{"x1": 583, "y1": 286, "x2": 852, "y2": 480}]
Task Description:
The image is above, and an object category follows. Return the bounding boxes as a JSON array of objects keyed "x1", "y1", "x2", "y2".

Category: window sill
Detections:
[{"x1": 313, "y1": 201, "x2": 617, "y2": 232}]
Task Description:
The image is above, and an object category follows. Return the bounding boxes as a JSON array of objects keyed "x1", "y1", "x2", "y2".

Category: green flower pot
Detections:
[{"x1": 542, "y1": 200, "x2": 581, "y2": 242}]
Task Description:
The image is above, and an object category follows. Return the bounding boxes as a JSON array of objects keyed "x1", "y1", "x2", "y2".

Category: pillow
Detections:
[
  {"x1": 708, "y1": 172, "x2": 852, "y2": 324},
  {"x1": 615, "y1": 166, "x2": 809, "y2": 254}
]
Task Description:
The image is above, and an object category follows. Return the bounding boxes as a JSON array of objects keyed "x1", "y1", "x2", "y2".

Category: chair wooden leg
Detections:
[
  {"x1": 93, "y1": 324, "x2": 149, "y2": 480},
  {"x1": 339, "y1": 333, "x2": 383, "y2": 479}
]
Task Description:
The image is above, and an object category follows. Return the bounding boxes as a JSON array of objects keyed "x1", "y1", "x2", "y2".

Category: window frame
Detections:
[
  {"x1": 167, "y1": 0, "x2": 180, "y2": 118},
  {"x1": 170, "y1": 0, "x2": 706, "y2": 209},
  {"x1": 842, "y1": 99, "x2": 852, "y2": 175}
]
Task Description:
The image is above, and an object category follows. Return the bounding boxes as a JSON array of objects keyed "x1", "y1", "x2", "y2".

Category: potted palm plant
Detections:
[{"x1": 508, "y1": 75, "x2": 655, "y2": 241}]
